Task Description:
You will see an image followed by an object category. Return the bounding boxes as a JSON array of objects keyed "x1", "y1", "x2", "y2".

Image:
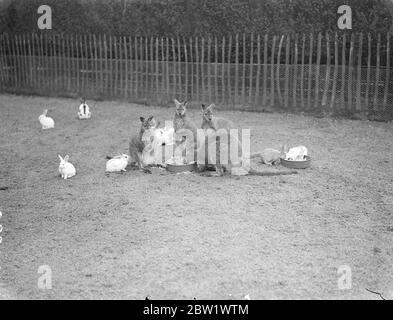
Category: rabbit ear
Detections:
[
  {"x1": 58, "y1": 155, "x2": 63, "y2": 161},
  {"x1": 64, "y1": 155, "x2": 69, "y2": 162},
  {"x1": 140, "y1": 116, "x2": 145, "y2": 123}
]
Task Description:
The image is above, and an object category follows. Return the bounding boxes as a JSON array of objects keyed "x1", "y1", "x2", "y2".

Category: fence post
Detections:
[{"x1": 201, "y1": 37, "x2": 205, "y2": 102}]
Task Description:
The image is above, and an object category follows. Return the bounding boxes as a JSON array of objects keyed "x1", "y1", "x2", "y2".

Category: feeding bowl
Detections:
[
  {"x1": 280, "y1": 156, "x2": 311, "y2": 169},
  {"x1": 166, "y1": 162, "x2": 197, "y2": 173}
]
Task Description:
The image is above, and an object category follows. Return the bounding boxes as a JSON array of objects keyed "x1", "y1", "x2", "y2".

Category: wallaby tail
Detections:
[
  {"x1": 248, "y1": 168, "x2": 297, "y2": 176},
  {"x1": 250, "y1": 152, "x2": 263, "y2": 160}
]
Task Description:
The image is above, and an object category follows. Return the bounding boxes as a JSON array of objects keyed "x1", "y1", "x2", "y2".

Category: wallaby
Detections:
[
  {"x1": 196, "y1": 129, "x2": 297, "y2": 177},
  {"x1": 173, "y1": 99, "x2": 204, "y2": 163},
  {"x1": 201, "y1": 103, "x2": 235, "y2": 131},
  {"x1": 128, "y1": 116, "x2": 157, "y2": 174}
]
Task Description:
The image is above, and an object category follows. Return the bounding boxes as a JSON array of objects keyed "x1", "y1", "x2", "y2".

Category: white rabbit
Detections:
[
  {"x1": 58, "y1": 155, "x2": 76, "y2": 179},
  {"x1": 285, "y1": 145, "x2": 308, "y2": 161},
  {"x1": 78, "y1": 98, "x2": 91, "y2": 120},
  {"x1": 105, "y1": 154, "x2": 130, "y2": 172},
  {"x1": 39, "y1": 109, "x2": 55, "y2": 129}
]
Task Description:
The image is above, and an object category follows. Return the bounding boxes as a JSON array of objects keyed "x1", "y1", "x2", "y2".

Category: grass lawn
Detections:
[{"x1": 0, "y1": 93, "x2": 392, "y2": 299}]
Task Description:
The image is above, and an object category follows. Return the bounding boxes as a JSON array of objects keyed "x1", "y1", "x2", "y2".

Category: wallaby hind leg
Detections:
[{"x1": 136, "y1": 153, "x2": 152, "y2": 174}]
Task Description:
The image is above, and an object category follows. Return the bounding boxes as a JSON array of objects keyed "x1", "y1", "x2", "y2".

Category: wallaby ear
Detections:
[
  {"x1": 64, "y1": 155, "x2": 69, "y2": 162},
  {"x1": 147, "y1": 116, "x2": 154, "y2": 122},
  {"x1": 201, "y1": 104, "x2": 206, "y2": 110},
  {"x1": 58, "y1": 155, "x2": 63, "y2": 161},
  {"x1": 207, "y1": 104, "x2": 215, "y2": 110},
  {"x1": 183, "y1": 100, "x2": 189, "y2": 107},
  {"x1": 140, "y1": 116, "x2": 145, "y2": 123},
  {"x1": 174, "y1": 99, "x2": 181, "y2": 107}
]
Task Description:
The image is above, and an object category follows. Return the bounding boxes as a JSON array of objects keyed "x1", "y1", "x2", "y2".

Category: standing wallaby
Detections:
[
  {"x1": 129, "y1": 116, "x2": 157, "y2": 174},
  {"x1": 173, "y1": 99, "x2": 204, "y2": 163},
  {"x1": 201, "y1": 104, "x2": 235, "y2": 131}
]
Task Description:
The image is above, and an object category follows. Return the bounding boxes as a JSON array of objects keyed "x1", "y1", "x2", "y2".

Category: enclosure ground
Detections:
[{"x1": 0, "y1": 94, "x2": 392, "y2": 299}]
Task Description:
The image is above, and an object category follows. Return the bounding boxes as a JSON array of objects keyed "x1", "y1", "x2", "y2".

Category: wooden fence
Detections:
[{"x1": 0, "y1": 32, "x2": 392, "y2": 120}]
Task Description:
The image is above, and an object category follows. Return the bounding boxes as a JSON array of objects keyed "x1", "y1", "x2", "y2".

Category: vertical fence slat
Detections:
[
  {"x1": 347, "y1": 33, "x2": 354, "y2": 112},
  {"x1": 255, "y1": 34, "x2": 261, "y2": 106},
  {"x1": 373, "y1": 33, "x2": 381, "y2": 112},
  {"x1": 300, "y1": 34, "x2": 305, "y2": 109},
  {"x1": 355, "y1": 33, "x2": 363, "y2": 112},
  {"x1": 0, "y1": 35, "x2": 4, "y2": 89},
  {"x1": 220, "y1": 36, "x2": 225, "y2": 105},
  {"x1": 248, "y1": 33, "x2": 254, "y2": 105},
  {"x1": 171, "y1": 37, "x2": 176, "y2": 98},
  {"x1": 262, "y1": 34, "x2": 268, "y2": 106},
  {"x1": 383, "y1": 33, "x2": 390, "y2": 111},
  {"x1": 160, "y1": 37, "x2": 165, "y2": 101},
  {"x1": 183, "y1": 37, "x2": 188, "y2": 101},
  {"x1": 270, "y1": 35, "x2": 276, "y2": 107},
  {"x1": 201, "y1": 37, "x2": 205, "y2": 102},
  {"x1": 330, "y1": 33, "x2": 339, "y2": 111},
  {"x1": 276, "y1": 35, "x2": 284, "y2": 107},
  {"x1": 241, "y1": 33, "x2": 246, "y2": 105},
  {"x1": 155, "y1": 37, "x2": 159, "y2": 102},
  {"x1": 235, "y1": 33, "x2": 239, "y2": 105},
  {"x1": 207, "y1": 36, "x2": 211, "y2": 102},
  {"x1": 322, "y1": 33, "x2": 331, "y2": 107},
  {"x1": 166, "y1": 37, "x2": 170, "y2": 100},
  {"x1": 189, "y1": 37, "x2": 194, "y2": 101},
  {"x1": 214, "y1": 36, "x2": 218, "y2": 103},
  {"x1": 314, "y1": 33, "x2": 322, "y2": 110},
  {"x1": 284, "y1": 35, "x2": 290, "y2": 109},
  {"x1": 340, "y1": 33, "x2": 347, "y2": 112},
  {"x1": 293, "y1": 34, "x2": 298, "y2": 109},
  {"x1": 365, "y1": 33, "x2": 371, "y2": 111},
  {"x1": 227, "y1": 34, "x2": 232, "y2": 104},
  {"x1": 307, "y1": 33, "x2": 314, "y2": 110}
]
